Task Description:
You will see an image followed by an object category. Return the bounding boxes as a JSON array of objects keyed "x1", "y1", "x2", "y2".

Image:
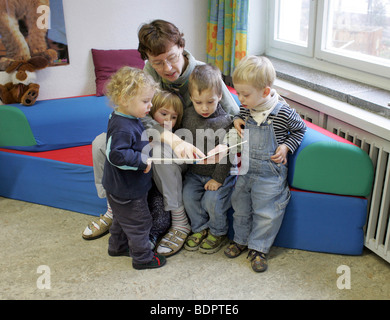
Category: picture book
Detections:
[{"x1": 149, "y1": 140, "x2": 247, "y2": 164}]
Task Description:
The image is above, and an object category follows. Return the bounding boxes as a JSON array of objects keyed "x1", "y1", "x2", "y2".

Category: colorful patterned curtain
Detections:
[{"x1": 207, "y1": 0, "x2": 248, "y2": 76}]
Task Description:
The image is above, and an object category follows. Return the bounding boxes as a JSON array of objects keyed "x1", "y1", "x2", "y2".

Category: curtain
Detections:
[{"x1": 206, "y1": 0, "x2": 248, "y2": 76}]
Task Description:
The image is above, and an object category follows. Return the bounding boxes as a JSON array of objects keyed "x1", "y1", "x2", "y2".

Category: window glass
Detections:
[
  {"x1": 267, "y1": 0, "x2": 390, "y2": 92},
  {"x1": 324, "y1": 0, "x2": 390, "y2": 64},
  {"x1": 276, "y1": 0, "x2": 311, "y2": 47}
]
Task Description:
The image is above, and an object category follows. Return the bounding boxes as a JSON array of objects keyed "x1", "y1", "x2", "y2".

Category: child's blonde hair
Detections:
[
  {"x1": 232, "y1": 56, "x2": 276, "y2": 90},
  {"x1": 150, "y1": 90, "x2": 184, "y2": 130},
  {"x1": 188, "y1": 63, "x2": 223, "y2": 97},
  {"x1": 105, "y1": 66, "x2": 158, "y2": 107}
]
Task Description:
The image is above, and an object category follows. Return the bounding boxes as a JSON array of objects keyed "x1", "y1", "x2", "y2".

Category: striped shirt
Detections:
[{"x1": 235, "y1": 101, "x2": 306, "y2": 154}]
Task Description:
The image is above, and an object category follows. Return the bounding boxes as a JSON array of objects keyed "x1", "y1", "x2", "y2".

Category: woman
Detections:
[{"x1": 137, "y1": 19, "x2": 239, "y2": 257}]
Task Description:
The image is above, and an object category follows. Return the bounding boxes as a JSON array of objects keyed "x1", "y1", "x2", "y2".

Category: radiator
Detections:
[{"x1": 286, "y1": 98, "x2": 390, "y2": 263}]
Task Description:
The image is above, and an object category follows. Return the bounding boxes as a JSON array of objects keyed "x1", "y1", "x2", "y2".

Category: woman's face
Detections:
[{"x1": 147, "y1": 43, "x2": 186, "y2": 82}]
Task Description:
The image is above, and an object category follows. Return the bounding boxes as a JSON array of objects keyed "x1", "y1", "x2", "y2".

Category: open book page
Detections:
[{"x1": 149, "y1": 140, "x2": 247, "y2": 164}]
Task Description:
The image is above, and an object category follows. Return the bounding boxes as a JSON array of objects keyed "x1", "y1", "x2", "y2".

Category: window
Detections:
[
  {"x1": 267, "y1": 0, "x2": 390, "y2": 90},
  {"x1": 269, "y1": 0, "x2": 315, "y2": 55}
]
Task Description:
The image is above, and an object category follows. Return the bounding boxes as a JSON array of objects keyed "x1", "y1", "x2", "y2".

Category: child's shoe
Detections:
[
  {"x1": 149, "y1": 235, "x2": 158, "y2": 250},
  {"x1": 199, "y1": 233, "x2": 227, "y2": 254},
  {"x1": 247, "y1": 250, "x2": 268, "y2": 272},
  {"x1": 224, "y1": 242, "x2": 248, "y2": 258},
  {"x1": 132, "y1": 253, "x2": 166, "y2": 270},
  {"x1": 82, "y1": 214, "x2": 112, "y2": 240},
  {"x1": 156, "y1": 228, "x2": 189, "y2": 257},
  {"x1": 184, "y1": 229, "x2": 208, "y2": 251}
]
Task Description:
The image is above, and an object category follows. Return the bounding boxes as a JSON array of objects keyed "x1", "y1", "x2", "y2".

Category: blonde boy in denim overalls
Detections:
[{"x1": 214, "y1": 56, "x2": 306, "y2": 272}]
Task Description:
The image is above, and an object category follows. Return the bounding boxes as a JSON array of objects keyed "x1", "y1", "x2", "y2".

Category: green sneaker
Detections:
[{"x1": 199, "y1": 233, "x2": 227, "y2": 254}]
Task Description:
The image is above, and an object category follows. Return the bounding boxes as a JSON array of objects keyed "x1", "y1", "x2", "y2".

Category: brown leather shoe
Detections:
[{"x1": 247, "y1": 250, "x2": 268, "y2": 272}]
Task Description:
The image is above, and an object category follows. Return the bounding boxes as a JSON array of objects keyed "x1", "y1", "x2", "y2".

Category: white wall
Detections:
[
  {"x1": 247, "y1": 0, "x2": 267, "y2": 56},
  {"x1": 36, "y1": 0, "x2": 208, "y2": 100}
]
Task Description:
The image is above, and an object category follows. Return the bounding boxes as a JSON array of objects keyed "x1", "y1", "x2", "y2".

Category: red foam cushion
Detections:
[
  {"x1": 304, "y1": 120, "x2": 355, "y2": 145},
  {"x1": 227, "y1": 85, "x2": 237, "y2": 95},
  {"x1": 0, "y1": 145, "x2": 93, "y2": 166}
]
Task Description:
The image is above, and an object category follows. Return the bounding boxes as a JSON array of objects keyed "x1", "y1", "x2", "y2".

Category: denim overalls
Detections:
[{"x1": 231, "y1": 102, "x2": 291, "y2": 254}]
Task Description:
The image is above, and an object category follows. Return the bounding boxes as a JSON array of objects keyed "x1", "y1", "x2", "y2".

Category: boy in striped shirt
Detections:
[{"x1": 217, "y1": 55, "x2": 306, "y2": 272}]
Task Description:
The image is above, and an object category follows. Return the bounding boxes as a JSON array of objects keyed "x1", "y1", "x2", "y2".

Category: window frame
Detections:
[{"x1": 266, "y1": 0, "x2": 390, "y2": 91}]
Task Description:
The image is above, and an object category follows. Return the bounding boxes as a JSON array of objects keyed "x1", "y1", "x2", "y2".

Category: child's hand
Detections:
[
  {"x1": 271, "y1": 144, "x2": 289, "y2": 165},
  {"x1": 144, "y1": 160, "x2": 152, "y2": 173},
  {"x1": 161, "y1": 130, "x2": 205, "y2": 159},
  {"x1": 203, "y1": 144, "x2": 229, "y2": 164},
  {"x1": 233, "y1": 118, "x2": 245, "y2": 138},
  {"x1": 204, "y1": 179, "x2": 222, "y2": 191},
  {"x1": 173, "y1": 140, "x2": 205, "y2": 160}
]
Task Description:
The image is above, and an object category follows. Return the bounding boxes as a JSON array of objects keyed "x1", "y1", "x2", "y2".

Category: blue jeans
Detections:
[
  {"x1": 183, "y1": 172, "x2": 236, "y2": 236},
  {"x1": 231, "y1": 108, "x2": 290, "y2": 254},
  {"x1": 231, "y1": 163, "x2": 290, "y2": 254}
]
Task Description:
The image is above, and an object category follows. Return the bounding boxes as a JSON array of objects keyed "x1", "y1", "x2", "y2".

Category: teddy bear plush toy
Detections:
[{"x1": 0, "y1": 54, "x2": 53, "y2": 106}]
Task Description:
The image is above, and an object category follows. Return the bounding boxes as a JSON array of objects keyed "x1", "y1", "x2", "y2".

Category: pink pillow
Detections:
[{"x1": 91, "y1": 49, "x2": 145, "y2": 96}]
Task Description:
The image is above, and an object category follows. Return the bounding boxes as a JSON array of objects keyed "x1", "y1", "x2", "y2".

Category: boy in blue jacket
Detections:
[{"x1": 102, "y1": 66, "x2": 165, "y2": 270}]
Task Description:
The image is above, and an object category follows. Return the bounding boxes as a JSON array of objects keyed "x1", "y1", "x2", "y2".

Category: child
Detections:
[
  {"x1": 182, "y1": 64, "x2": 236, "y2": 254},
  {"x1": 148, "y1": 90, "x2": 184, "y2": 246},
  {"x1": 81, "y1": 133, "x2": 113, "y2": 240},
  {"x1": 102, "y1": 66, "x2": 165, "y2": 270},
  {"x1": 222, "y1": 56, "x2": 306, "y2": 272},
  {"x1": 149, "y1": 89, "x2": 183, "y2": 132},
  {"x1": 82, "y1": 90, "x2": 184, "y2": 250}
]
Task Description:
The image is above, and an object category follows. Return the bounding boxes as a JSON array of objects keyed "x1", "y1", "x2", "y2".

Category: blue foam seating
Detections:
[
  {"x1": 287, "y1": 122, "x2": 374, "y2": 197},
  {"x1": 0, "y1": 93, "x2": 373, "y2": 255},
  {"x1": 0, "y1": 95, "x2": 112, "y2": 151}
]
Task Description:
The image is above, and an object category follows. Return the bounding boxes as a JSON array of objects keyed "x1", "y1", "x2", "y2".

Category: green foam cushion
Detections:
[
  {"x1": 0, "y1": 105, "x2": 36, "y2": 147},
  {"x1": 291, "y1": 140, "x2": 374, "y2": 197}
]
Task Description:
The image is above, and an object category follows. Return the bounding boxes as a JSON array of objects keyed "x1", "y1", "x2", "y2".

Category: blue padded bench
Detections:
[
  {"x1": 227, "y1": 120, "x2": 373, "y2": 255},
  {"x1": 0, "y1": 145, "x2": 106, "y2": 215},
  {"x1": 0, "y1": 93, "x2": 374, "y2": 255},
  {"x1": 0, "y1": 95, "x2": 112, "y2": 151}
]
